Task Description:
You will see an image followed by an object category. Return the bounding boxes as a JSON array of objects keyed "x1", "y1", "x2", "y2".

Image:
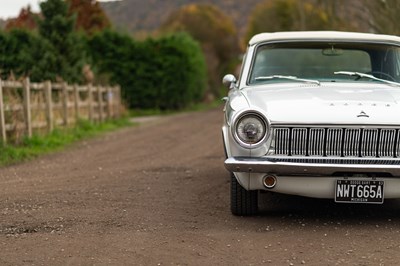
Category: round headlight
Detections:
[{"x1": 235, "y1": 113, "x2": 268, "y2": 146}]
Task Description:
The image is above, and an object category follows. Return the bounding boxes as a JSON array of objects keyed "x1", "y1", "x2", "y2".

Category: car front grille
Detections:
[{"x1": 273, "y1": 127, "x2": 399, "y2": 158}]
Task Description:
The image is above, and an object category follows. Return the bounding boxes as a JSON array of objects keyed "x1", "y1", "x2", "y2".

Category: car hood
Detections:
[{"x1": 243, "y1": 82, "x2": 400, "y2": 125}]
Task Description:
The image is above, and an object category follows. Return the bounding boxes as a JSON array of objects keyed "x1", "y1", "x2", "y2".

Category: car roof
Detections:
[{"x1": 249, "y1": 31, "x2": 400, "y2": 46}]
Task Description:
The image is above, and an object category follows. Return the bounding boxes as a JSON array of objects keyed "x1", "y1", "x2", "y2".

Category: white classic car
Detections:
[{"x1": 222, "y1": 31, "x2": 400, "y2": 215}]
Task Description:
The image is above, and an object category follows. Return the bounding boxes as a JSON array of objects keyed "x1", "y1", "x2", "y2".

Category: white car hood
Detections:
[{"x1": 243, "y1": 82, "x2": 400, "y2": 125}]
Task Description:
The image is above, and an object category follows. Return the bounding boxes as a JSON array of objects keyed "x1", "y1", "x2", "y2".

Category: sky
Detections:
[{"x1": 0, "y1": 0, "x2": 120, "y2": 19}]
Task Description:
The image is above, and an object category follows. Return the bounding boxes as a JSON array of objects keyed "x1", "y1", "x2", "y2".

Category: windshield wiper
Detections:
[
  {"x1": 334, "y1": 71, "x2": 400, "y2": 87},
  {"x1": 255, "y1": 75, "x2": 320, "y2": 85}
]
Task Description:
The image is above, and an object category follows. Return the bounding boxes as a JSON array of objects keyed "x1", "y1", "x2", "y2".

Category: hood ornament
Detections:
[{"x1": 357, "y1": 111, "x2": 369, "y2": 118}]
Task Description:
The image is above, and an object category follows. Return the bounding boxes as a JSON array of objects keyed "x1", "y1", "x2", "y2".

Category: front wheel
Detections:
[{"x1": 230, "y1": 173, "x2": 258, "y2": 216}]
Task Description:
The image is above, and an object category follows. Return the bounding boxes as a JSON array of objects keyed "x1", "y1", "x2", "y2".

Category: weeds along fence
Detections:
[{"x1": 0, "y1": 78, "x2": 122, "y2": 144}]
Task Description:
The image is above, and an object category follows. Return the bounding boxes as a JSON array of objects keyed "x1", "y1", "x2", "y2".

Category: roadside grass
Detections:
[{"x1": 0, "y1": 117, "x2": 132, "y2": 166}]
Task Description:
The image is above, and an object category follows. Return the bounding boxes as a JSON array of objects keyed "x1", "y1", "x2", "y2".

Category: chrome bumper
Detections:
[{"x1": 225, "y1": 156, "x2": 400, "y2": 176}]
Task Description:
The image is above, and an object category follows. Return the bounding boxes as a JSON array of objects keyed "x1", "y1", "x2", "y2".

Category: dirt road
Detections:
[{"x1": 1, "y1": 107, "x2": 400, "y2": 265}]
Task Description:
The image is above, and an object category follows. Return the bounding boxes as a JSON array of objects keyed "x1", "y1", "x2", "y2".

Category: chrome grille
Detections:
[
  {"x1": 343, "y1": 129, "x2": 360, "y2": 157},
  {"x1": 308, "y1": 128, "x2": 324, "y2": 156},
  {"x1": 291, "y1": 128, "x2": 307, "y2": 156},
  {"x1": 361, "y1": 129, "x2": 378, "y2": 157},
  {"x1": 326, "y1": 128, "x2": 342, "y2": 157},
  {"x1": 273, "y1": 127, "x2": 400, "y2": 158},
  {"x1": 274, "y1": 128, "x2": 290, "y2": 155},
  {"x1": 380, "y1": 129, "x2": 396, "y2": 157}
]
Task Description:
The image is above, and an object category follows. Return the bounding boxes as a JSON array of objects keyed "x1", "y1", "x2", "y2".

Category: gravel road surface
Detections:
[{"x1": 0, "y1": 107, "x2": 400, "y2": 265}]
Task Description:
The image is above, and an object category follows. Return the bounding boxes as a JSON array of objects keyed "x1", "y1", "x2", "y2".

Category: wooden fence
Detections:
[{"x1": 0, "y1": 78, "x2": 122, "y2": 144}]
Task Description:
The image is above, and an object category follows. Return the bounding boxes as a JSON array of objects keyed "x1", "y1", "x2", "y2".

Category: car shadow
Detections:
[{"x1": 257, "y1": 192, "x2": 400, "y2": 224}]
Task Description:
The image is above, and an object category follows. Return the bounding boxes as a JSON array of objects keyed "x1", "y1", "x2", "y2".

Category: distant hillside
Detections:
[{"x1": 100, "y1": 0, "x2": 262, "y2": 36}]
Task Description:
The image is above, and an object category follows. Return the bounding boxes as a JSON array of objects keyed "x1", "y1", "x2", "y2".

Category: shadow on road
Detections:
[{"x1": 257, "y1": 192, "x2": 400, "y2": 224}]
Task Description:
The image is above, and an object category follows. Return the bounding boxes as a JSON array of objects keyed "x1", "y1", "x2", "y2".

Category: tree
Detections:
[
  {"x1": 67, "y1": 0, "x2": 111, "y2": 35},
  {"x1": 161, "y1": 4, "x2": 240, "y2": 97},
  {"x1": 366, "y1": 0, "x2": 400, "y2": 35},
  {"x1": 5, "y1": 5, "x2": 38, "y2": 31},
  {"x1": 37, "y1": 0, "x2": 86, "y2": 83},
  {"x1": 246, "y1": 0, "x2": 348, "y2": 42},
  {"x1": 0, "y1": 29, "x2": 56, "y2": 81}
]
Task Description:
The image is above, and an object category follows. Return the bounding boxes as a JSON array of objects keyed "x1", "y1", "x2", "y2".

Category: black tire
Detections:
[{"x1": 230, "y1": 173, "x2": 258, "y2": 216}]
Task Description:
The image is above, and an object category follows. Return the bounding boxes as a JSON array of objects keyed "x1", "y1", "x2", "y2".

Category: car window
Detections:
[{"x1": 248, "y1": 42, "x2": 400, "y2": 84}]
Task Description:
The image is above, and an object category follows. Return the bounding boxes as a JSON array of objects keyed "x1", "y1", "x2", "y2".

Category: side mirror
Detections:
[{"x1": 222, "y1": 74, "x2": 237, "y2": 89}]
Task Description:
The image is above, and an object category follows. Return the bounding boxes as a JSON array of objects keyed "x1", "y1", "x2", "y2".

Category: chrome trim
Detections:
[
  {"x1": 222, "y1": 74, "x2": 237, "y2": 89},
  {"x1": 308, "y1": 128, "x2": 324, "y2": 156},
  {"x1": 271, "y1": 126, "x2": 400, "y2": 158},
  {"x1": 232, "y1": 110, "x2": 270, "y2": 149},
  {"x1": 271, "y1": 124, "x2": 400, "y2": 128},
  {"x1": 291, "y1": 128, "x2": 307, "y2": 156},
  {"x1": 326, "y1": 128, "x2": 342, "y2": 157},
  {"x1": 343, "y1": 128, "x2": 360, "y2": 157},
  {"x1": 225, "y1": 156, "x2": 400, "y2": 176},
  {"x1": 361, "y1": 128, "x2": 378, "y2": 157},
  {"x1": 274, "y1": 128, "x2": 289, "y2": 155},
  {"x1": 380, "y1": 129, "x2": 396, "y2": 157}
]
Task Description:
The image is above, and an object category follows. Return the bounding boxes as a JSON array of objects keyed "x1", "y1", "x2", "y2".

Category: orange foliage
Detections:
[
  {"x1": 67, "y1": 0, "x2": 111, "y2": 34},
  {"x1": 161, "y1": 4, "x2": 240, "y2": 95},
  {"x1": 245, "y1": 0, "x2": 352, "y2": 43},
  {"x1": 5, "y1": 6, "x2": 38, "y2": 31}
]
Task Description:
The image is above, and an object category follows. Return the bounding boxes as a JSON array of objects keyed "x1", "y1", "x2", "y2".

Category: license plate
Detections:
[{"x1": 335, "y1": 179, "x2": 384, "y2": 204}]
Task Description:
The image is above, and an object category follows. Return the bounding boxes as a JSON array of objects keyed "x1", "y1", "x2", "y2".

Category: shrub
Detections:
[
  {"x1": 89, "y1": 31, "x2": 207, "y2": 110},
  {"x1": 0, "y1": 29, "x2": 56, "y2": 81}
]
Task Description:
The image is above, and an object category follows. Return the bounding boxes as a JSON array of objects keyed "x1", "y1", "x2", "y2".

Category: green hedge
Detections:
[
  {"x1": 0, "y1": 28, "x2": 207, "y2": 110},
  {"x1": 0, "y1": 29, "x2": 57, "y2": 82},
  {"x1": 89, "y1": 31, "x2": 207, "y2": 110}
]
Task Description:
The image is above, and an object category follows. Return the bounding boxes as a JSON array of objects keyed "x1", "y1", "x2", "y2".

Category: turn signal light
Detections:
[{"x1": 263, "y1": 175, "x2": 277, "y2": 189}]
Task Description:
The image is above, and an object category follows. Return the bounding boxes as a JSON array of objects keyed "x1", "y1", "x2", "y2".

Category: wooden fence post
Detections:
[
  {"x1": 74, "y1": 84, "x2": 80, "y2": 122},
  {"x1": 0, "y1": 79, "x2": 6, "y2": 143},
  {"x1": 44, "y1": 81, "x2": 53, "y2": 133},
  {"x1": 97, "y1": 86, "x2": 104, "y2": 122},
  {"x1": 62, "y1": 82, "x2": 68, "y2": 126},
  {"x1": 23, "y1": 77, "x2": 32, "y2": 138},
  {"x1": 106, "y1": 86, "x2": 113, "y2": 119},
  {"x1": 116, "y1": 85, "x2": 121, "y2": 118},
  {"x1": 88, "y1": 83, "x2": 93, "y2": 122}
]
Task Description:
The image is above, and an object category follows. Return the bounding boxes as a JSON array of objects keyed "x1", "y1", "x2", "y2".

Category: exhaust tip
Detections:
[{"x1": 263, "y1": 175, "x2": 277, "y2": 189}]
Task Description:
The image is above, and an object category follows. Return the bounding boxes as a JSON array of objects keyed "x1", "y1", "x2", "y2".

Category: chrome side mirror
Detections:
[{"x1": 222, "y1": 74, "x2": 237, "y2": 89}]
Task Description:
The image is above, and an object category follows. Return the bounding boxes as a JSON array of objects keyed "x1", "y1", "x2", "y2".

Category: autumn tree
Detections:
[
  {"x1": 246, "y1": 0, "x2": 349, "y2": 42},
  {"x1": 161, "y1": 4, "x2": 240, "y2": 97},
  {"x1": 5, "y1": 5, "x2": 38, "y2": 31},
  {"x1": 366, "y1": 0, "x2": 400, "y2": 35},
  {"x1": 67, "y1": 0, "x2": 111, "y2": 34}
]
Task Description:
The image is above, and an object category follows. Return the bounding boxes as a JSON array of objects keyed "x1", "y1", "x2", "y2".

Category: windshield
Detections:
[{"x1": 248, "y1": 42, "x2": 400, "y2": 84}]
